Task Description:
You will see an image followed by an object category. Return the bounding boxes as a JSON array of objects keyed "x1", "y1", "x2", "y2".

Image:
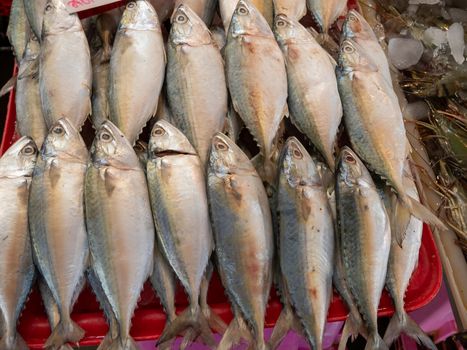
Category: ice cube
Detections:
[
  {"x1": 447, "y1": 22, "x2": 466, "y2": 64},
  {"x1": 388, "y1": 37, "x2": 425, "y2": 70},
  {"x1": 423, "y1": 26, "x2": 448, "y2": 47},
  {"x1": 405, "y1": 101, "x2": 430, "y2": 121}
]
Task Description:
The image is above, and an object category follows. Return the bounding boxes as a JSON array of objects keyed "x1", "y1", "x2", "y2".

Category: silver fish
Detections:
[
  {"x1": 85, "y1": 121, "x2": 154, "y2": 350},
  {"x1": 7, "y1": 0, "x2": 30, "y2": 62},
  {"x1": 274, "y1": 14, "x2": 342, "y2": 170},
  {"x1": 176, "y1": 0, "x2": 218, "y2": 25},
  {"x1": 109, "y1": 0, "x2": 166, "y2": 145},
  {"x1": 24, "y1": 0, "x2": 47, "y2": 40},
  {"x1": 336, "y1": 147, "x2": 390, "y2": 350},
  {"x1": 383, "y1": 168, "x2": 437, "y2": 350},
  {"x1": 167, "y1": 4, "x2": 227, "y2": 167},
  {"x1": 273, "y1": 0, "x2": 307, "y2": 20},
  {"x1": 16, "y1": 34, "x2": 47, "y2": 149},
  {"x1": 208, "y1": 133, "x2": 273, "y2": 350},
  {"x1": 225, "y1": 0, "x2": 288, "y2": 183},
  {"x1": 39, "y1": 0, "x2": 92, "y2": 129},
  {"x1": 342, "y1": 10, "x2": 392, "y2": 85},
  {"x1": 307, "y1": 0, "x2": 347, "y2": 33},
  {"x1": 146, "y1": 120, "x2": 215, "y2": 347},
  {"x1": 336, "y1": 39, "x2": 446, "y2": 231},
  {"x1": 219, "y1": 0, "x2": 274, "y2": 31},
  {"x1": 275, "y1": 137, "x2": 334, "y2": 350},
  {"x1": 0, "y1": 137, "x2": 37, "y2": 350},
  {"x1": 29, "y1": 118, "x2": 89, "y2": 349}
]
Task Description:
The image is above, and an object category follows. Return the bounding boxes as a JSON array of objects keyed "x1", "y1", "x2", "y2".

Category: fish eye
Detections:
[
  {"x1": 343, "y1": 44, "x2": 354, "y2": 53},
  {"x1": 276, "y1": 19, "x2": 286, "y2": 27},
  {"x1": 53, "y1": 126, "x2": 64, "y2": 135},
  {"x1": 153, "y1": 127, "x2": 166, "y2": 136},
  {"x1": 31, "y1": 36, "x2": 38, "y2": 42},
  {"x1": 100, "y1": 132, "x2": 112, "y2": 141},
  {"x1": 45, "y1": 4, "x2": 53, "y2": 11},
  {"x1": 22, "y1": 145, "x2": 36, "y2": 155},
  {"x1": 292, "y1": 147, "x2": 302, "y2": 159},
  {"x1": 176, "y1": 13, "x2": 188, "y2": 23},
  {"x1": 349, "y1": 14, "x2": 358, "y2": 22},
  {"x1": 344, "y1": 153, "x2": 356, "y2": 163},
  {"x1": 127, "y1": 2, "x2": 135, "y2": 9},
  {"x1": 215, "y1": 141, "x2": 228, "y2": 151},
  {"x1": 238, "y1": 5, "x2": 248, "y2": 15}
]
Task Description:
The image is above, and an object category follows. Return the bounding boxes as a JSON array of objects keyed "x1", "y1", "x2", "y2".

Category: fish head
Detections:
[
  {"x1": 209, "y1": 133, "x2": 254, "y2": 176},
  {"x1": 42, "y1": 0, "x2": 81, "y2": 36},
  {"x1": 279, "y1": 137, "x2": 321, "y2": 187},
  {"x1": 42, "y1": 118, "x2": 87, "y2": 161},
  {"x1": 119, "y1": 0, "x2": 160, "y2": 31},
  {"x1": 0, "y1": 136, "x2": 37, "y2": 177},
  {"x1": 342, "y1": 10, "x2": 376, "y2": 41},
  {"x1": 274, "y1": 14, "x2": 310, "y2": 44},
  {"x1": 91, "y1": 121, "x2": 140, "y2": 169},
  {"x1": 337, "y1": 38, "x2": 377, "y2": 75},
  {"x1": 229, "y1": 0, "x2": 272, "y2": 39},
  {"x1": 170, "y1": 4, "x2": 211, "y2": 46},
  {"x1": 336, "y1": 146, "x2": 372, "y2": 188},
  {"x1": 148, "y1": 120, "x2": 197, "y2": 159}
]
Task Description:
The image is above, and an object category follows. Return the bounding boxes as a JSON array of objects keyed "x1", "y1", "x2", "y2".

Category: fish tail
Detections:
[
  {"x1": 218, "y1": 316, "x2": 251, "y2": 350},
  {"x1": 0, "y1": 333, "x2": 29, "y2": 350},
  {"x1": 44, "y1": 315, "x2": 85, "y2": 349},
  {"x1": 383, "y1": 312, "x2": 436, "y2": 350},
  {"x1": 268, "y1": 305, "x2": 295, "y2": 349},
  {"x1": 99, "y1": 336, "x2": 139, "y2": 350},
  {"x1": 156, "y1": 304, "x2": 216, "y2": 348},
  {"x1": 338, "y1": 311, "x2": 365, "y2": 350},
  {"x1": 398, "y1": 193, "x2": 447, "y2": 233},
  {"x1": 364, "y1": 332, "x2": 389, "y2": 350}
]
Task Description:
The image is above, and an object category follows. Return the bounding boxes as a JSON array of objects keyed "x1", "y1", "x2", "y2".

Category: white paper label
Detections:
[{"x1": 65, "y1": 0, "x2": 121, "y2": 13}]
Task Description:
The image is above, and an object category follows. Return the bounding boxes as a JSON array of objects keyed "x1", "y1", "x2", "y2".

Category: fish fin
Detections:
[
  {"x1": 400, "y1": 194, "x2": 448, "y2": 232},
  {"x1": 18, "y1": 59, "x2": 39, "y2": 80},
  {"x1": 364, "y1": 333, "x2": 389, "y2": 350},
  {"x1": 48, "y1": 160, "x2": 61, "y2": 188},
  {"x1": 218, "y1": 316, "x2": 252, "y2": 350},
  {"x1": 338, "y1": 312, "x2": 366, "y2": 350},
  {"x1": 268, "y1": 305, "x2": 295, "y2": 349},
  {"x1": 44, "y1": 318, "x2": 85, "y2": 349},
  {"x1": 0, "y1": 75, "x2": 16, "y2": 97},
  {"x1": 156, "y1": 306, "x2": 215, "y2": 348},
  {"x1": 383, "y1": 312, "x2": 436, "y2": 350},
  {"x1": 0, "y1": 334, "x2": 29, "y2": 350},
  {"x1": 104, "y1": 168, "x2": 116, "y2": 195},
  {"x1": 391, "y1": 195, "x2": 411, "y2": 247},
  {"x1": 98, "y1": 336, "x2": 139, "y2": 350}
]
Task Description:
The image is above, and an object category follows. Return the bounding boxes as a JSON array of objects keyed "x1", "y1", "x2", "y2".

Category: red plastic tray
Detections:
[
  {"x1": 0, "y1": 76, "x2": 443, "y2": 348},
  {"x1": 0, "y1": 0, "x2": 441, "y2": 347}
]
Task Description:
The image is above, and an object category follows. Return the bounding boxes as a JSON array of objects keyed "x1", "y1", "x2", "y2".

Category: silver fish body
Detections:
[
  {"x1": 7, "y1": 0, "x2": 30, "y2": 62},
  {"x1": 16, "y1": 34, "x2": 47, "y2": 149},
  {"x1": 307, "y1": 0, "x2": 347, "y2": 33},
  {"x1": 109, "y1": 0, "x2": 166, "y2": 145},
  {"x1": 29, "y1": 118, "x2": 89, "y2": 348},
  {"x1": 91, "y1": 48, "x2": 110, "y2": 129},
  {"x1": 85, "y1": 121, "x2": 154, "y2": 350},
  {"x1": 0, "y1": 137, "x2": 37, "y2": 350},
  {"x1": 24, "y1": 0, "x2": 46, "y2": 40},
  {"x1": 277, "y1": 137, "x2": 334, "y2": 350},
  {"x1": 273, "y1": 0, "x2": 307, "y2": 20},
  {"x1": 275, "y1": 15, "x2": 342, "y2": 170},
  {"x1": 39, "y1": 0, "x2": 92, "y2": 129},
  {"x1": 147, "y1": 120, "x2": 214, "y2": 346},
  {"x1": 225, "y1": 0, "x2": 288, "y2": 182},
  {"x1": 208, "y1": 133, "x2": 273, "y2": 349},
  {"x1": 167, "y1": 4, "x2": 227, "y2": 166},
  {"x1": 336, "y1": 147, "x2": 390, "y2": 350},
  {"x1": 220, "y1": 0, "x2": 274, "y2": 31}
]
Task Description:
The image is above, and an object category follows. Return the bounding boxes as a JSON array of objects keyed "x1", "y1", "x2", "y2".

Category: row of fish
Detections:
[{"x1": 1, "y1": 0, "x2": 447, "y2": 349}]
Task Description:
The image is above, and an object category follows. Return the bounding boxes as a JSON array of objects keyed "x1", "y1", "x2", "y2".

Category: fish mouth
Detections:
[{"x1": 152, "y1": 149, "x2": 195, "y2": 157}]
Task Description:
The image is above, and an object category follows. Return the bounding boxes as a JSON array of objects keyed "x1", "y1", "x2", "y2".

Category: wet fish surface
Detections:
[
  {"x1": 39, "y1": 0, "x2": 92, "y2": 129},
  {"x1": 307, "y1": 0, "x2": 347, "y2": 32},
  {"x1": 29, "y1": 118, "x2": 89, "y2": 349},
  {"x1": 167, "y1": 4, "x2": 227, "y2": 167},
  {"x1": 7, "y1": 0, "x2": 30, "y2": 62},
  {"x1": 219, "y1": 0, "x2": 274, "y2": 32},
  {"x1": 109, "y1": 0, "x2": 166, "y2": 145},
  {"x1": 275, "y1": 14, "x2": 342, "y2": 169},
  {"x1": 336, "y1": 147, "x2": 390, "y2": 350},
  {"x1": 16, "y1": 34, "x2": 47, "y2": 149},
  {"x1": 0, "y1": 137, "x2": 37, "y2": 350},
  {"x1": 208, "y1": 133, "x2": 273, "y2": 350},
  {"x1": 85, "y1": 121, "x2": 154, "y2": 350},
  {"x1": 273, "y1": 0, "x2": 307, "y2": 20},
  {"x1": 24, "y1": 0, "x2": 47, "y2": 40}
]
